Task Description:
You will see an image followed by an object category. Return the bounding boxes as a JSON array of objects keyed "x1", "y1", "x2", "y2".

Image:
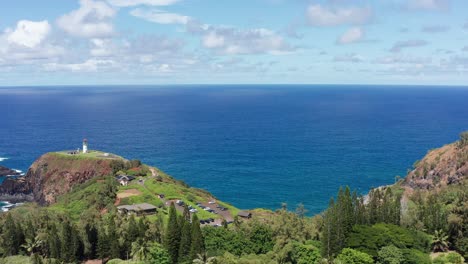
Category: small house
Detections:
[
  {"x1": 117, "y1": 203, "x2": 157, "y2": 216},
  {"x1": 116, "y1": 175, "x2": 136, "y2": 186},
  {"x1": 237, "y1": 211, "x2": 252, "y2": 219}
]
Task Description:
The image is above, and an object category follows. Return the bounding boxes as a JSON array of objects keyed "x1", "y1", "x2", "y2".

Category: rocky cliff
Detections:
[
  {"x1": 403, "y1": 133, "x2": 468, "y2": 190},
  {"x1": 0, "y1": 166, "x2": 21, "y2": 177},
  {"x1": 0, "y1": 152, "x2": 119, "y2": 205}
]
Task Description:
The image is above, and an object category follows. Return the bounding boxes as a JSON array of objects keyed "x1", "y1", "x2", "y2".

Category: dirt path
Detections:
[{"x1": 117, "y1": 189, "x2": 142, "y2": 198}]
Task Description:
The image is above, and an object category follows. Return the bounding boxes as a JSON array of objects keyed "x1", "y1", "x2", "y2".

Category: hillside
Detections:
[
  {"x1": 0, "y1": 135, "x2": 466, "y2": 263},
  {"x1": 0, "y1": 149, "x2": 240, "y2": 224},
  {"x1": 0, "y1": 151, "x2": 122, "y2": 205},
  {"x1": 403, "y1": 133, "x2": 468, "y2": 190}
]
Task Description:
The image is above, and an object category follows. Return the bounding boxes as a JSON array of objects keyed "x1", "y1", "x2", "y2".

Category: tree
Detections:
[
  {"x1": 47, "y1": 223, "x2": 60, "y2": 259},
  {"x1": 377, "y1": 245, "x2": 404, "y2": 264},
  {"x1": 21, "y1": 236, "x2": 44, "y2": 257},
  {"x1": 248, "y1": 223, "x2": 274, "y2": 254},
  {"x1": 296, "y1": 203, "x2": 308, "y2": 219},
  {"x1": 345, "y1": 224, "x2": 431, "y2": 257},
  {"x1": 1, "y1": 213, "x2": 24, "y2": 256},
  {"x1": 335, "y1": 248, "x2": 374, "y2": 264},
  {"x1": 321, "y1": 198, "x2": 337, "y2": 258},
  {"x1": 59, "y1": 218, "x2": 78, "y2": 262},
  {"x1": 97, "y1": 225, "x2": 109, "y2": 259},
  {"x1": 131, "y1": 238, "x2": 151, "y2": 261},
  {"x1": 432, "y1": 229, "x2": 449, "y2": 252},
  {"x1": 147, "y1": 242, "x2": 171, "y2": 264},
  {"x1": 165, "y1": 203, "x2": 180, "y2": 264},
  {"x1": 192, "y1": 253, "x2": 216, "y2": 264},
  {"x1": 190, "y1": 214, "x2": 205, "y2": 261},
  {"x1": 292, "y1": 243, "x2": 321, "y2": 264},
  {"x1": 107, "y1": 215, "x2": 120, "y2": 259},
  {"x1": 178, "y1": 213, "x2": 192, "y2": 263},
  {"x1": 433, "y1": 252, "x2": 465, "y2": 264}
]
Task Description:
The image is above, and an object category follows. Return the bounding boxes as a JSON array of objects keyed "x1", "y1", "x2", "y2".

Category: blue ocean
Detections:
[{"x1": 1, "y1": 85, "x2": 468, "y2": 214}]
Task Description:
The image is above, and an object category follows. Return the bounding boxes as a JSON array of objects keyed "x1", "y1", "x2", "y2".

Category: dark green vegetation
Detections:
[{"x1": 0, "y1": 132, "x2": 467, "y2": 263}]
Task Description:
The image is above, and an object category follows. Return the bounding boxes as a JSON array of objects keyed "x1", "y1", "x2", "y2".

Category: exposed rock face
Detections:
[
  {"x1": 0, "y1": 153, "x2": 116, "y2": 205},
  {"x1": 403, "y1": 141, "x2": 468, "y2": 190},
  {"x1": 0, "y1": 166, "x2": 21, "y2": 177}
]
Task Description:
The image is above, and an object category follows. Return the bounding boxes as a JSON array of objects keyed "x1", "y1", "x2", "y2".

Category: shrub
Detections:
[
  {"x1": 401, "y1": 249, "x2": 431, "y2": 264},
  {"x1": 335, "y1": 248, "x2": 374, "y2": 264},
  {"x1": 346, "y1": 224, "x2": 431, "y2": 257},
  {"x1": 433, "y1": 252, "x2": 465, "y2": 264},
  {"x1": 459, "y1": 131, "x2": 468, "y2": 148},
  {"x1": 292, "y1": 242, "x2": 321, "y2": 264},
  {"x1": 378, "y1": 245, "x2": 404, "y2": 264}
]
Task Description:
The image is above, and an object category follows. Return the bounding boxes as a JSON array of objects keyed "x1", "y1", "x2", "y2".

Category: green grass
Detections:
[
  {"x1": 141, "y1": 178, "x2": 222, "y2": 219},
  {"x1": 0, "y1": 255, "x2": 31, "y2": 264},
  {"x1": 217, "y1": 201, "x2": 240, "y2": 217},
  {"x1": 49, "y1": 177, "x2": 107, "y2": 220},
  {"x1": 118, "y1": 183, "x2": 163, "y2": 207},
  {"x1": 51, "y1": 150, "x2": 124, "y2": 160}
]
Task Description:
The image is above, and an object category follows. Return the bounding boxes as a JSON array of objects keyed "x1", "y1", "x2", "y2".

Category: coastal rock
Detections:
[
  {"x1": 0, "y1": 166, "x2": 21, "y2": 177},
  {"x1": 0, "y1": 153, "x2": 117, "y2": 205},
  {"x1": 403, "y1": 140, "x2": 468, "y2": 190}
]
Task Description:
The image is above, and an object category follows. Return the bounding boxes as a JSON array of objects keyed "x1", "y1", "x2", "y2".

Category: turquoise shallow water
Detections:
[{"x1": 1, "y1": 85, "x2": 468, "y2": 214}]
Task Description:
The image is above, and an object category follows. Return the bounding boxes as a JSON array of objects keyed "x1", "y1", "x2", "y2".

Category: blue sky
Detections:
[{"x1": 0, "y1": 0, "x2": 467, "y2": 85}]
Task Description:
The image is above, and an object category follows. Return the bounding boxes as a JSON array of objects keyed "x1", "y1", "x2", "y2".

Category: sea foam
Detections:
[{"x1": 0, "y1": 157, "x2": 8, "y2": 162}]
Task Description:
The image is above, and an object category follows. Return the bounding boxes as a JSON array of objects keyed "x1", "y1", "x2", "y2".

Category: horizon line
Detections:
[{"x1": 1, "y1": 83, "x2": 468, "y2": 88}]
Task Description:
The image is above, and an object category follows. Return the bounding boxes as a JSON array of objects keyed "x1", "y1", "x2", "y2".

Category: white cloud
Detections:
[
  {"x1": 43, "y1": 59, "x2": 116, "y2": 72},
  {"x1": 407, "y1": 0, "x2": 450, "y2": 11},
  {"x1": 202, "y1": 31, "x2": 225, "y2": 48},
  {"x1": 373, "y1": 55, "x2": 432, "y2": 64},
  {"x1": 0, "y1": 20, "x2": 64, "y2": 66},
  {"x1": 337, "y1": 27, "x2": 364, "y2": 44},
  {"x1": 57, "y1": 0, "x2": 116, "y2": 38},
  {"x1": 107, "y1": 0, "x2": 179, "y2": 7},
  {"x1": 6, "y1": 20, "x2": 51, "y2": 48},
  {"x1": 199, "y1": 27, "x2": 295, "y2": 55},
  {"x1": 333, "y1": 53, "x2": 364, "y2": 63},
  {"x1": 158, "y1": 63, "x2": 171, "y2": 72},
  {"x1": 306, "y1": 4, "x2": 372, "y2": 27},
  {"x1": 421, "y1": 25, "x2": 449, "y2": 33},
  {"x1": 130, "y1": 8, "x2": 189, "y2": 24},
  {"x1": 90, "y1": 38, "x2": 114, "y2": 56},
  {"x1": 390, "y1": 40, "x2": 428, "y2": 53}
]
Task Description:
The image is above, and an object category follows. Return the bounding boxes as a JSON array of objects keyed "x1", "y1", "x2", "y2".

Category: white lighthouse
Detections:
[{"x1": 83, "y1": 139, "x2": 88, "y2": 153}]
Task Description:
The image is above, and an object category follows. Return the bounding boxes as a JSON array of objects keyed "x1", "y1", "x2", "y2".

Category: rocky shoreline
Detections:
[
  {"x1": 0, "y1": 165, "x2": 32, "y2": 205},
  {"x1": 0, "y1": 193, "x2": 34, "y2": 203},
  {"x1": 0, "y1": 165, "x2": 22, "y2": 177}
]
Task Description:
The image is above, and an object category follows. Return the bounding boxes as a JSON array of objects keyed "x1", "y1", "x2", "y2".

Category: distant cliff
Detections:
[
  {"x1": 0, "y1": 166, "x2": 21, "y2": 177},
  {"x1": 0, "y1": 152, "x2": 119, "y2": 205},
  {"x1": 403, "y1": 132, "x2": 468, "y2": 190}
]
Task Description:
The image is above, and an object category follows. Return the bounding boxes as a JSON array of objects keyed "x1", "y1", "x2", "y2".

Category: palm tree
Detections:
[
  {"x1": 432, "y1": 229, "x2": 449, "y2": 252},
  {"x1": 131, "y1": 238, "x2": 150, "y2": 261},
  {"x1": 21, "y1": 236, "x2": 43, "y2": 256},
  {"x1": 192, "y1": 253, "x2": 216, "y2": 264}
]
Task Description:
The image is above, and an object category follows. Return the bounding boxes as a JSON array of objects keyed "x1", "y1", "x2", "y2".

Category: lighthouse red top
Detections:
[{"x1": 83, "y1": 139, "x2": 88, "y2": 142}]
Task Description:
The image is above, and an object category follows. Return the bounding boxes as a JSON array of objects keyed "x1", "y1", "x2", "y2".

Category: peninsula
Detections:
[{"x1": 0, "y1": 133, "x2": 466, "y2": 264}]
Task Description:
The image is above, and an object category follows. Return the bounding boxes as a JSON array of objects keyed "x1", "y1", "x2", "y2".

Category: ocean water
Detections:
[{"x1": 1, "y1": 85, "x2": 468, "y2": 214}]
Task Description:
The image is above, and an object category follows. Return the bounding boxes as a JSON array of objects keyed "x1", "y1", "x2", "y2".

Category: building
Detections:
[
  {"x1": 115, "y1": 175, "x2": 136, "y2": 186},
  {"x1": 83, "y1": 139, "x2": 88, "y2": 153},
  {"x1": 237, "y1": 211, "x2": 252, "y2": 219},
  {"x1": 117, "y1": 203, "x2": 157, "y2": 216}
]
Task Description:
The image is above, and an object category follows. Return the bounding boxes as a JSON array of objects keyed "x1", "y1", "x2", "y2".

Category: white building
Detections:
[{"x1": 83, "y1": 139, "x2": 88, "y2": 153}]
